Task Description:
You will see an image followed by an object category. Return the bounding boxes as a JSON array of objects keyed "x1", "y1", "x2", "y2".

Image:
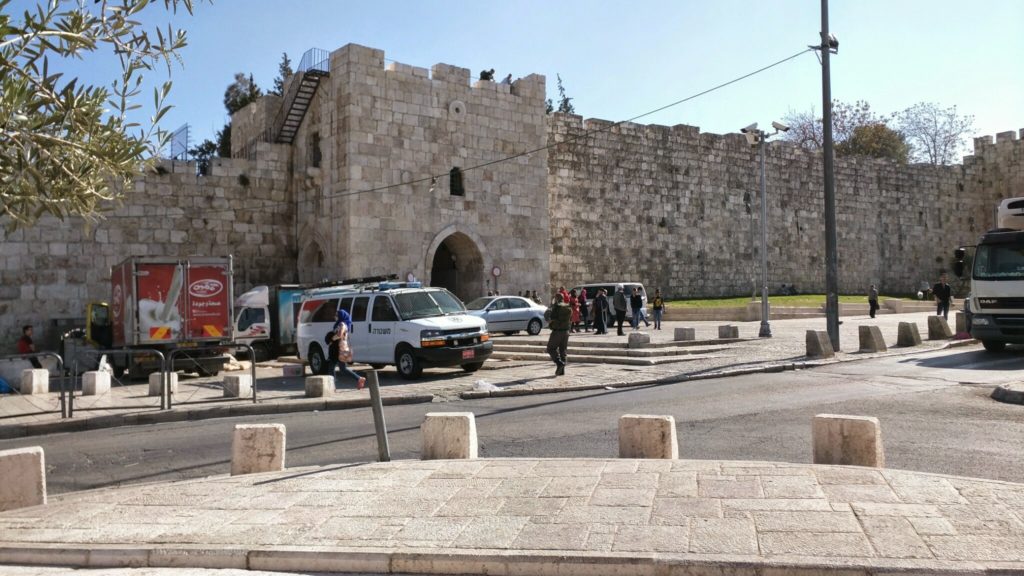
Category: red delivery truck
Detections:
[{"x1": 86, "y1": 256, "x2": 234, "y2": 377}]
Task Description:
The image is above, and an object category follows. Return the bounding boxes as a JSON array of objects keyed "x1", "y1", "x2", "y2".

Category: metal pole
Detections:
[
  {"x1": 821, "y1": 0, "x2": 840, "y2": 350},
  {"x1": 366, "y1": 370, "x2": 391, "y2": 462},
  {"x1": 758, "y1": 133, "x2": 772, "y2": 338}
]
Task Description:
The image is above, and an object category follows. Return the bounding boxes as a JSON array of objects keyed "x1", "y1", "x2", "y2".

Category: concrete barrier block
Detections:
[
  {"x1": 927, "y1": 316, "x2": 953, "y2": 340},
  {"x1": 858, "y1": 325, "x2": 887, "y2": 353},
  {"x1": 805, "y1": 330, "x2": 835, "y2": 358},
  {"x1": 304, "y1": 375, "x2": 333, "y2": 397},
  {"x1": 231, "y1": 424, "x2": 285, "y2": 475},
  {"x1": 223, "y1": 374, "x2": 252, "y2": 398},
  {"x1": 718, "y1": 325, "x2": 739, "y2": 339},
  {"x1": 82, "y1": 371, "x2": 111, "y2": 396},
  {"x1": 618, "y1": 414, "x2": 678, "y2": 459},
  {"x1": 283, "y1": 364, "x2": 304, "y2": 377},
  {"x1": 955, "y1": 311, "x2": 967, "y2": 334},
  {"x1": 812, "y1": 414, "x2": 885, "y2": 468},
  {"x1": 148, "y1": 372, "x2": 178, "y2": 396},
  {"x1": 421, "y1": 412, "x2": 478, "y2": 460},
  {"x1": 674, "y1": 327, "x2": 696, "y2": 341},
  {"x1": 627, "y1": 332, "x2": 651, "y2": 348},
  {"x1": 0, "y1": 446, "x2": 46, "y2": 511},
  {"x1": 897, "y1": 322, "x2": 922, "y2": 347},
  {"x1": 20, "y1": 369, "x2": 49, "y2": 395}
]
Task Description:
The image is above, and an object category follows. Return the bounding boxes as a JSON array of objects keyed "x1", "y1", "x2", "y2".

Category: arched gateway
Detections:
[{"x1": 426, "y1": 229, "x2": 485, "y2": 303}]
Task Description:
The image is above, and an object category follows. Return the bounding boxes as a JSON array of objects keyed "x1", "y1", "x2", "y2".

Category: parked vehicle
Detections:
[
  {"x1": 296, "y1": 282, "x2": 492, "y2": 379},
  {"x1": 465, "y1": 296, "x2": 547, "y2": 335},
  {"x1": 570, "y1": 282, "x2": 647, "y2": 327},
  {"x1": 953, "y1": 197, "x2": 1024, "y2": 352},
  {"x1": 82, "y1": 256, "x2": 234, "y2": 377}
]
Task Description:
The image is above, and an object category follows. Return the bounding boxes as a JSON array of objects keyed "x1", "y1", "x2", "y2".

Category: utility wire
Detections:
[{"x1": 191, "y1": 47, "x2": 814, "y2": 215}]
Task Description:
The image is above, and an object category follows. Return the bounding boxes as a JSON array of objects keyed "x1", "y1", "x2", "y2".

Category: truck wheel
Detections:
[
  {"x1": 308, "y1": 345, "x2": 327, "y2": 375},
  {"x1": 527, "y1": 318, "x2": 543, "y2": 336},
  {"x1": 462, "y1": 362, "x2": 484, "y2": 373},
  {"x1": 252, "y1": 343, "x2": 272, "y2": 363},
  {"x1": 197, "y1": 366, "x2": 220, "y2": 378},
  {"x1": 395, "y1": 345, "x2": 423, "y2": 380},
  {"x1": 369, "y1": 363, "x2": 387, "y2": 370},
  {"x1": 982, "y1": 340, "x2": 1007, "y2": 353}
]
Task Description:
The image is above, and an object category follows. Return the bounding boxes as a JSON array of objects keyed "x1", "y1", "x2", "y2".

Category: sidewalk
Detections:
[
  {"x1": 0, "y1": 312, "x2": 971, "y2": 438},
  {"x1": 2, "y1": 458, "x2": 1023, "y2": 574}
]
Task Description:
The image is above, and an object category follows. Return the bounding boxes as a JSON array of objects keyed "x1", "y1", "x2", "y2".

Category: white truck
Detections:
[{"x1": 954, "y1": 198, "x2": 1024, "y2": 352}]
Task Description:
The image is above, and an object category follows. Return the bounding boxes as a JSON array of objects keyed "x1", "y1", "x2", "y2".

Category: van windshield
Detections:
[
  {"x1": 974, "y1": 243, "x2": 1024, "y2": 280},
  {"x1": 394, "y1": 290, "x2": 466, "y2": 319}
]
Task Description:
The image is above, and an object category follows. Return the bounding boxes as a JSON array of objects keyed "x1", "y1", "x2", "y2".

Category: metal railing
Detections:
[
  {"x1": 298, "y1": 47, "x2": 330, "y2": 74},
  {"x1": 0, "y1": 352, "x2": 67, "y2": 417},
  {"x1": 65, "y1": 348, "x2": 169, "y2": 413},
  {"x1": 168, "y1": 344, "x2": 257, "y2": 408}
]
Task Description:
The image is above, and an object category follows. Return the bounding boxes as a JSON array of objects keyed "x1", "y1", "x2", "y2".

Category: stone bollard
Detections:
[
  {"x1": 718, "y1": 325, "x2": 739, "y2": 339},
  {"x1": 805, "y1": 330, "x2": 835, "y2": 358},
  {"x1": 0, "y1": 446, "x2": 46, "y2": 511},
  {"x1": 304, "y1": 375, "x2": 333, "y2": 397},
  {"x1": 858, "y1": 325, "x2": 887, "y2": 353},
  {"x1": 812, "y1": 414, "x2": 885, "y2": 468},
  {"x1": 223, "y1": 374, "x2": 252, "y2": 398},
  {"x1": 627, "y1": 332, "x2": 651, "y2": 348},
  {"x1": 618, "y1": 415, "x2": 678, "y2": 459},
  {"x1": 955, "y1": 311, "x2": 967, "y2": 334},
  {"x1": 20, "y1": 370, "x2": 49, "y2": 395},
  {"x1": 927, "y1": 316, "x2": 953, "y2": 340},
  {"x1": 231, "y1": 424, "x2": 286, "y2": 476},
  {"x1": 148, "y1": 372, "x2": 178, "y2": 396},
  {"x1": 421, "y1": 412, "x2": 478, "y2": 460},
  {"x1": 82, "y1": 371, "x2": 111, "y2": 396},
  {"x1": 674, "y1": 327, "x2": 696, "y2": 341},
  {"x1": 897, "y1": 322, "x2": 922, "y2": 347}
]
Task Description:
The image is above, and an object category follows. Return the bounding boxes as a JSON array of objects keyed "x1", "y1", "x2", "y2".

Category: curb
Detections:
[
  {"x1": 0, "y1": 393, "x2": 435, "y2": 439},
  {"x1": 0, "y1": 542, "x2": 1014, "y2": 576}
]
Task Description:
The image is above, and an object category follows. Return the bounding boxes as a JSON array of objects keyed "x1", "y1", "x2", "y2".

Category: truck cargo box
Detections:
[{"x1": 111, "y1": 257, "x2": 234, "y2": 347}]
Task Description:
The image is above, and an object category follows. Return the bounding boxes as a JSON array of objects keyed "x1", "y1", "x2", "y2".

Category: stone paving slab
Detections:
[
  {"x1": 0, "y1": 314, "x2": 972, "y2": 438},
  {"x1": 2, "y1": 458, "x2": 1023, "y2": 574}
]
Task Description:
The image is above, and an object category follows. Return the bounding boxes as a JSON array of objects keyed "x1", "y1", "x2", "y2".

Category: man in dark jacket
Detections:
[
  {"x1": 613, "y1": 285, "x2": 628, "y2": 336},
  {"x1": 592, "y1": 289, "x2": 608, "y2": 334},
  {"x1": 546, "y1": 293, "x2": 572, "y2": 376},
  {"x1": 933, "y1": 273, "x2": 952, "y2": 320}
]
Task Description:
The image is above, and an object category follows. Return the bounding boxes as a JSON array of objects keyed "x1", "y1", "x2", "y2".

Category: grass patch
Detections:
[{"x1": 665, "y1": 294, "x2": 907, "y2": 309}]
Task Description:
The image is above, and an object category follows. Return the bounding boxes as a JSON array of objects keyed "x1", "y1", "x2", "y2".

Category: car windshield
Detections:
[
  {"x1": 393, "y1": 290, "x2": 466, "y2": 319},
  {"x1": 974, "y1": 243, "x2": 1024, "y2": 280},
  {"x1": 465, "y1": 297, "x2": 493, "y2": 310}
]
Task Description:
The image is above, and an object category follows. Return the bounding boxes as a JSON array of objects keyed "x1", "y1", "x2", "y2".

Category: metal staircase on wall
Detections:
[{"x1": 273, "y1": 48, "x2": 330, "y2": 145}]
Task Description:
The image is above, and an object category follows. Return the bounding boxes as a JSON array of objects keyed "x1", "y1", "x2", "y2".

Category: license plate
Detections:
[{"x1": 462, "y1": 349, "x2": 475, "y2": 360}]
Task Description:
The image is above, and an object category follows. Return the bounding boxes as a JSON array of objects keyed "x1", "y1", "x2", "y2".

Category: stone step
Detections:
[
  {"x1": 491, "y1": 337, "x2": 743, "y2": 350},
  {"x1": 489, "y1": 351, "x2": 716, "y2": 366},
  {"x1": 492, "y1": 343, "x2": 729, "y2": 358}
]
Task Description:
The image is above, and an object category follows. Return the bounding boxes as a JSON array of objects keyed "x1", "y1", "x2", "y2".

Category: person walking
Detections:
[
  {"x1": 630, "y1": 287, "x2": 644, "y2": 330},
  {"x1": 578, "y1": 288, "x2": 590, "y2": 332},
  {"x1": 933, "y1": 273, "x2": 952, "y2": 320},
  {"x1": 327, "y1": 324, "x2": 365, "y2": 390},
  {"x1": 545, "y1": 293, "x2": 572, "y2": 376},
  {"x1": 17, "y1": 325, "x2": 42, "y2": 369},
  {"x1": 868, "y1": 284, "x2": 880, "y2": 319},
  {"x1": 613, "y1": 284, "x2": 628, "y2": 336},
  {"x1": 592, "y1": 289, "x2": 608, "y2": 334},
  {"x1": 569, "y1": 289, "x2": 581, "y2": 333},
  {"x1": 651, "y1": 289, "x2": 665, "y2": 330}
]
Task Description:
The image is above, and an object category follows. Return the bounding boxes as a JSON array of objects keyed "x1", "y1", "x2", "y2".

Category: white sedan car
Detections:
[{"x1": 465, "y1": 296, "x2": 548, "y2": 335}]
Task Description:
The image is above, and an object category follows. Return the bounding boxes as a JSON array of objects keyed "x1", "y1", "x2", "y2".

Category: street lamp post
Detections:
[{"x1": 741, "y1": 122, "x2": 790, "y2": 338}]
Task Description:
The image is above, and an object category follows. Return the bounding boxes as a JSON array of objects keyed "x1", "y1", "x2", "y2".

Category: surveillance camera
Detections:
[
  {"x1": 740, "y1": 123, "x2": 758, "y2": 134},
  {"x1": 772, "y1": 121, "x2": 790, "y2": 133}
]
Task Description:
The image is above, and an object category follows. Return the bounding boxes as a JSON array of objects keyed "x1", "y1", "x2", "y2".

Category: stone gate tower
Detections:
[{"x1": 232, "y1": 44, "x2": 550, "y2": 301}]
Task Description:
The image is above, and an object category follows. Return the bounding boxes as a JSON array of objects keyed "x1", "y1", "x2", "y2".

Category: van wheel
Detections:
[
  {"x1": 369, "y1": 363, "x2": 387, "y2": 370},
  {"x1": 982, "y1": 340, "x2": 1007, "y2": 353},
  {"x1": 308, "y1": 345, "x2": 327, "y2": 375},
  {"x1": 395, "y1": 345, "x2": 423, "y2": 380},
  {"x1": 462, "y1": 362, "x2": 484, "y2": 373},
  {"x1": 527, "y1": 318, "x2": 543, "y2": 335}
]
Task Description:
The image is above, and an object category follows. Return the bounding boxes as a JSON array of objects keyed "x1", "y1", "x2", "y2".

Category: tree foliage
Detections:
[
  {"x1": 224, "y1": 72, "x2": 262, "y2": 115},
  {"x1": 270, "y1": 52, "x2": 292, "y2": 96},
  {"x1": 782, "y1": 99, "x2": 973, "y2": 165},
  {"x1": 545, "y1": 73, "x2": 574, "y2": 115},
  {"x1": 896, "y1": 102, "x2": 974, "y2": 165},
  {"x1": 1, "y1": 0, "x2": 199, "y2": 228}
]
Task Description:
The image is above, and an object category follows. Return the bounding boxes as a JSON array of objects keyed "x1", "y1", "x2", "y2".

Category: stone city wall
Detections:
[
  {"x1": 0, "y1": 146, "x2": 295, "y2": 350},
  {"x1": 547, "y1": 115, "x2": 1024, "y2": 298}
]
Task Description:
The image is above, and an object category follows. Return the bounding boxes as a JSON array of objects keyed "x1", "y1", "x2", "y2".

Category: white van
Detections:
[{"x1": 295, "y1": 282, "x2": 492, "y2": 379}]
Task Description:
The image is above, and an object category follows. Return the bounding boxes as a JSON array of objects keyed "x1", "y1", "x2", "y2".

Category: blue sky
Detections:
[{"x1": 16, "y1": 0, "x2": 1024, "y2": 153}]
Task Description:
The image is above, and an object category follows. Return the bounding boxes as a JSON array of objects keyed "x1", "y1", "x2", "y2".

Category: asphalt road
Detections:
[{"x1": 2, "y1": 346, "x2": 1021, "y2": 494}]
